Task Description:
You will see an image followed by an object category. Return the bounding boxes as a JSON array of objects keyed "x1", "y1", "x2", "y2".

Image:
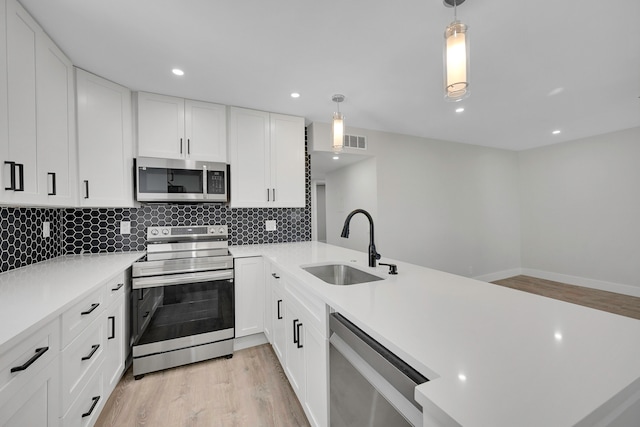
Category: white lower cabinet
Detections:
[
  {"x1": 61, "y1": 362, "x2": 104, "y2": 427},
  {"x1": 234, "y1": 257, "x2": 265, "y2": 338},
  {"x1": 103, "y1": 292, "x2": 126, "y2": 394},
  {"x1": 266, "y1": 265, "x2": 328, "y2": 427}
]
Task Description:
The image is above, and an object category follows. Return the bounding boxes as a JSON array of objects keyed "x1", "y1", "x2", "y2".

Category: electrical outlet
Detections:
[
  {"x1": 265, "y1": 220, "x2": 277, "y2": 231},
  {"x1": 120, "y1": 221, "x2": 131, "y2": 235},
  {"x1": 42, "y1": 221, "x2": 50, "y2": 238}
]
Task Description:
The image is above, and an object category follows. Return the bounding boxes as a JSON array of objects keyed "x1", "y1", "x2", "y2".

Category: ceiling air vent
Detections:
[{"x1": 343, "y1": 134, "x2": 367, "y2": 150}]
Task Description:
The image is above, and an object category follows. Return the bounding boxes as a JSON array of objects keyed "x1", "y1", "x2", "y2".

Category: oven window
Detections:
[
  {"x1": 136, "y1": 279, "x2": 234, "y2": 346},
  {"x1": 138, "y1": 167, "x2": 203, "y2": 194}
]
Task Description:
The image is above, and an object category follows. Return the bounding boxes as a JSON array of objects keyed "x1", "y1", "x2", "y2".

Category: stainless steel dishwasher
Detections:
[{"x1": 329, "y1": 313, "x2": 429, "y2": 427}]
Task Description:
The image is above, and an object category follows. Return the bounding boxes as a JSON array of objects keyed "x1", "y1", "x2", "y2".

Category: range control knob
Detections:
[
  {"x1": 219, "y1": 227, "x2": 226, "y2": 234},
  {"x1": 162, "y1": 228, "x2": 169, "y2": 235},
  {"x1": 209, "y1": 227, "x2": 216, "y2": 234},
  {"x1": 150, "y1": 229, "x2": 159, "y2": 236}
]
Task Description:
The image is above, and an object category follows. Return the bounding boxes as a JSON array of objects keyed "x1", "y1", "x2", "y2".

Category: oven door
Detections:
[{"x1": 132, "y1": 270, "x2": 234, "y2": 358}]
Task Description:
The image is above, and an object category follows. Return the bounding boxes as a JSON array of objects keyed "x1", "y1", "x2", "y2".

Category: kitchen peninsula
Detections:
[{"x1": 231, "y1": 241, "x2": 640, "y2": 427}]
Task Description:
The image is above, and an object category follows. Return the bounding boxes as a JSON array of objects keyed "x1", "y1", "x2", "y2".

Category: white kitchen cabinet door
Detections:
[
  {"x1": 228, "y1": 107, "x2": 271, "y2": 207},
  {"x1": 76, "y1": 68, "x2": 134, "y2": 207},
  {"x1": 270, "y1": 113, "x2": 305, "y2": 208},
  {"x1": 271, "y1": 284, "x2": 286, "y2": 364},
  {"x1": 136, "y1": 92, "x2": 185, "y2": 159},
  {"x1": 0, "y1": 356, "x2": 59, "y2": 427},
  {"x1": 2, "y1": 0, "x2": 76, "y2": 206},
  {"x1": 35, "y1": 30, "x2": 77, "y2": 206},
  {"x1": 2, "y1": 0, "x2": 40, "y2": 204},
  {"x1": 103, "y1": 292, "x2": 126, "y2": 395},
  {"x1": 234, "y1": 257, "x2": 265, "y2": 338},
  {"x1": 185, "y1": 100, "x2": 227, "y2": 162},
  {"x1": 284, "y1": 302, "x2": 306, "y2": 400},
  {"x1": 302, "y1": 323, "x2": 328, "y2": 427}
]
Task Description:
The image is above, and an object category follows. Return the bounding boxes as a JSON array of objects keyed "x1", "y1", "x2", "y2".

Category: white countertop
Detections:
[
  {"x1": 231, "y1": 242, "x2": 640, "y2": 427},
  {"x1": 0, "y1": 252, "x2": 145, "y2": 350}
]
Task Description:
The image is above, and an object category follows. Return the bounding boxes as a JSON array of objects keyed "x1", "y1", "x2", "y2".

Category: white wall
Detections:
[
  {"x1": 518, "y1": 127, "x2": 640, "y2": 292},
  {"x1": 325, "y1": 157, "x2": 378, "y2": 252},
  {"x1": 317, "y1": 123, "x2": 522, "y2": 277}
]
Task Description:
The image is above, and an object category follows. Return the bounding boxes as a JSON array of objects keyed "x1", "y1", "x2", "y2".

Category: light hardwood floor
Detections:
[
  {"x1": 492, "y1": 275, "x2": 640, "y2": 320},
  {"x1": 95, "y1": 344, "x2": 310, "y2": 427}
]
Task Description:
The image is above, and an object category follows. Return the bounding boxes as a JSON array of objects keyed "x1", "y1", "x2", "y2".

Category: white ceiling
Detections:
[{"x1": 20, "y1": 0, "x2": 640, "y2": 151}]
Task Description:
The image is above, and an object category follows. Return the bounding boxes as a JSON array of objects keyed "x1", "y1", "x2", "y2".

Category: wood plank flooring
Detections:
[
  {"x1": 492, "y1": 275, "x2": 640, "y2": 320},
  {"x1": 95, "y1": 344, "x2": 310, "y2": 427}
]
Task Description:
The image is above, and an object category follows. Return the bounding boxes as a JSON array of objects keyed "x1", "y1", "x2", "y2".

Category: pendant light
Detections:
[
  {"x1": 443, "y1": 0, "x2": 470, "y2": 101},
  {"x1": 331, "y1": 94, "x2": 345, "y2": 153}
]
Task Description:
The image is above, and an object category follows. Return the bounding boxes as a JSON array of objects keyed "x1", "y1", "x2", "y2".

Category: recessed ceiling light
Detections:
[
  {"x1": 552, "y1": 130, "x2": 561, "y2": 135},
  {"x1": 172, "y1": 68, "x2": 184, "y2": 76},
  {"x1": 456, "y1": 107, "x2": 465, "y2": 113},
  {"x1": 290, "y1": 92, "x2": 300, "y2": 98},
  {"x1": 332, "y1": 156, "x2": 339, "y2": 160}
]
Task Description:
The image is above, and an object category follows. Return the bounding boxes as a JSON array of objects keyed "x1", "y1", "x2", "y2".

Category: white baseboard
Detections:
[
  {"x1": 520, "y1": 269, "x2": 640, "y2": 298},
  {"x1": 234, "y1": 333, "x2": 268, "y2": 351}
]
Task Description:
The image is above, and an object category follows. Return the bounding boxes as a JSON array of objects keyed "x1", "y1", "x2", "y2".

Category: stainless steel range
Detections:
[{"x1": 131, "y1": 225, "x2": 234, "y2": 379}]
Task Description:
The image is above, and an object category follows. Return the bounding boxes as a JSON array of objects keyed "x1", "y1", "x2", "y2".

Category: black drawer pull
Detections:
[
  {"x1": 81, "y1": 396, "x2": 100, "y2": 418},
  {"x1": 84, "y1": 180, "x2": 90, "y2": 199},
  {"x1": 296, "y1": 322, "x2": 303, "y2": 349},
  {"x1": 4, "y1": 161, "x2": 16, "y2": 190},
  {"x1": 277, "y1": 299, "x2": 283, "y2": 320},
  {"x1": 292, "y1": 319, "x2": 299, "y2": 344},
  {"x1": 81, "y1": 303, "x2": 100, "y2": 315},
  {"x1": 108, "y1": 316, "x2": 115, "y2": 340},
  {"x1": 47, "y1": 172, "x2": 56, "y2": 195},
  {"x1": 15, "y1": 163, "x2": 24, "y2": 191},
  {"x1": 81, "y1": 344, "x2": 100, "y2": 361},
  {"x1": 111, "y1": 282, "x2": 124, "y2": 291},
  {"x1": 271, "y1": 273, "x2": 280, "y2": 279},
  {"x1": 10, "y1": 347, "x2": 49, "y2": 373}
]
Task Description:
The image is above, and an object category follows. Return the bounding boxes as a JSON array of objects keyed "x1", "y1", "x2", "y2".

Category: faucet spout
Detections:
[{"x1": 340, "y1": 209, "x2": 381, "y2": 267}]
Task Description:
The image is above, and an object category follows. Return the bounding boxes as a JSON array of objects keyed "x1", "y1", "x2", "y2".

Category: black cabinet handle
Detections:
[
  {"x1": 108, "y1": 316, "x2": 115, "y2": 340},
  {"x1": 267, "y1": 188, "x2": 270, "y2": 201},
  {"x1": 81, "y1": 396, "x2": 100, "y2": 418},
  {"x1": 15, "y1": 163, "x2": 24, "y2": 191},
  {"x1": 4, "y1": 161, "x2": 16, "y2": 190},
  {"x1": 47, "y1": 172, "x2": 56, "y2": 195},
  {"x1": 111, "y1": 283, "x2": 124, "y2": 291},
  {"x1": 81, "y1": 303, "x2": 100, "y2": 315},
  {"x1": 292, "y1": 319, "x2": 299, "y2": 344},
  {"x1": 187, "y1": 138, "x2": 190, "y2": 155},
  {"x1": 271, "y1": 273, "x2": 280, "y2": 279},
  {"x1": 10, "y1": 347, "x2": 49, "y2": 373},
  {"x1": 138, "y1": 289, "x2": 144, "y2": 301},
  {"x1": 277, "y1": 299, "x2": 282, "y2": 320},
  {"x1": 81, "y1": 344, "x2": 100, "y2": 361},
  {"x1": 84, "y1": 180, "x2": 90, "y2": 199},
  {"x1": 180, "y1": 138, "x2": 183, "y2": 154},
  {"x1": 272, "y1": 188, "x2": 276, "y2": 202},
  {"x1": 143, "y1": 311, "x2": 150, "y2": 318},
  {"x1": 296, "y1": 322, "x2": 303, "y2": 348}
]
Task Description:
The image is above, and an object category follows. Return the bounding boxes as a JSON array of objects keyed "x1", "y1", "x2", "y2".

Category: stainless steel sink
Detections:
[{"x1": 302, "y1": 264, "x2": 384, "y2": 286}]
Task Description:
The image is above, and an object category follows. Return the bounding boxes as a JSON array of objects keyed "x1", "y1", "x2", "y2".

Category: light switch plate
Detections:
[
  {"x1": 265, "y1": 220, "x2": 277, "y2": 231},
  {"x1": 120, "y1": 221, "x2": 131, "y2": 235},
  {"x1": 42, "y1": 221, "x2": 50, "y2": 238}
]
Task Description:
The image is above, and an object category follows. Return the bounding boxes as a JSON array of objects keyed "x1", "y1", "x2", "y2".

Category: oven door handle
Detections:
[{"x1": 132, "y1": 270, "x2": 233, "y2": 289}]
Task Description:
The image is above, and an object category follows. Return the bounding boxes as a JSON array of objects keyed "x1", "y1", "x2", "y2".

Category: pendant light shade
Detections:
[
  {"x1": 443, "y1": 0, "x2": 469, "y2": 101},
  {"x1": 331, "y1": 94, "x2": 345, "y2": 153}
]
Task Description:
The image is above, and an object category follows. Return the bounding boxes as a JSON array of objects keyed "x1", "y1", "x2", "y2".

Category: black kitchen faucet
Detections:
[{"x1": 340, "y1": 209, "x2": 381, "y2": 267}]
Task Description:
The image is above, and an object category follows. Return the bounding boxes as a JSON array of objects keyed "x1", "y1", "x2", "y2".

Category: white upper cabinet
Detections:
[
  {"x1": 76, "y1": 68, "x2": 134, "y2": 207},
  {"x1": 1, "y1": 0, "x2": 76, "y2": 207},
  {"x1": 136, "y1": 92, "x2": 227, "y2": 162},
  {"x1": 228, "y1": 107, "x2": 305, "y2": 208}
]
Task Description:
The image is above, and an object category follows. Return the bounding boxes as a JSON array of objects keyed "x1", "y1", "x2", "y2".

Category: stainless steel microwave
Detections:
[{"x1": 135, "y1": 157, "x2": 228, "y2": 203}]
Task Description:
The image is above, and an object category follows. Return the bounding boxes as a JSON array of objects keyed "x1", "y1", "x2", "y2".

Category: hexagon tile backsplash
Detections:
[{"x1": 0, "y1": 144, "x2": 311, "y2": 274}]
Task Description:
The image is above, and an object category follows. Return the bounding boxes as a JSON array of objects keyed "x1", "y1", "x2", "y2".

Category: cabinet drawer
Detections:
[
  {"x1": 62, "y1": 286, "x2": 105, "y2": 348},
  {"x1": 0, "y1": 317, "x2": 60, "y2": 403},
  {"x1": 61, "y1": 363, "x2": 104, "y2": 427},
  {"x1": 61, "y1": 315, "x2": 105, "y2": 414},
  {"x1": 104, "y1": 271, "x2": 127, "y2": 307}
]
